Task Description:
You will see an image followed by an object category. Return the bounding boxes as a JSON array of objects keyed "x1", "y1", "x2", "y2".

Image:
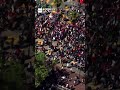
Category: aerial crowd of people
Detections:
[
  {"x1": 86, "y1": 0, "x2": 120, "y2": 89},
  {"x1": 35, "y1": 3, "x2": 85, "y2": 90},
  {"x1": 0, "y1": 0, "x2": 35, "y2": 90},
  {"x1": 0, "y1": 0, "x2": 120, "y2": 90}
]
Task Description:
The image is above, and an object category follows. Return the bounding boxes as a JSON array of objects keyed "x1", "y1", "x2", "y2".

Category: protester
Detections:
[
  {"x1": 0, "y1": 0, "x2": 35, "y2": 89},
  {"x1": 35, "y1": 1, "x2": 85, "y2": 89},
  {"x1": 86, "y1": 0, "x2": 120, "y2": 89}
]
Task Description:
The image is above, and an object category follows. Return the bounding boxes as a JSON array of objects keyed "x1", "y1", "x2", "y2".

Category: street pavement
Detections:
[{"x1": 55, "y1": 64, "x2": 85, "y2": 90}]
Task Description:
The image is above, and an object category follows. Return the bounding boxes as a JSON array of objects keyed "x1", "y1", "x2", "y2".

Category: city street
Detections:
[{"x1": 35, "y1": 0, "x2": 85, "y2": 90}]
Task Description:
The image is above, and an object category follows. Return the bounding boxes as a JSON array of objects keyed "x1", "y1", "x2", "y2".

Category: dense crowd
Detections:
[
  {"x1": 0, "y1": 0, "x2": 35, "y2": 90},
  {"x1": 86, "y1": 0, "x2": 120, "y2": 89},
  {"x1": 35, "y1": 4, "x2": 85, "y2": 89},
  {"x1": 0, "y1": 0, "x2": 35, "y2": 60},
  {"x1": 0, "y1": 0, "x2": 120, "y2": 90}
]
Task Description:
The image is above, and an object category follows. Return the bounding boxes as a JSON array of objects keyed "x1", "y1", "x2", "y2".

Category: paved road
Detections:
[{"x1": 55, "y1": 64, "x2": 85, "y2": 90}]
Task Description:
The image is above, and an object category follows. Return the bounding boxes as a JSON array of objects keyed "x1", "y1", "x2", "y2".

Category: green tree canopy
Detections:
[
  {"x1": 68, "y1": 10, "x2": 79, "y2": 22},
  {"x1": 35, "y1": 52, "x2": 48, "y2": 88},
  {"x1": 0, "y1": 60, "x2": 25, "y2": 90},
  {"x1": 35, "y1": 52, "x2": 58, "y2": 88},
  {"x1": 35, "y1": 65, "x2": 48, "y2": 87},
  {"x1": 53, "y1": 0, "x2": 62, "y2": 7},
  {"x1": 35, "y1": 52, "x2": 46, "y2": 65}
]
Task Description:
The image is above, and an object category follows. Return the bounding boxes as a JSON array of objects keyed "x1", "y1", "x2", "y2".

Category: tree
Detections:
[
  {"x1": 0, "y1": 59, "x2": 25, "y2": 90},
  {"x1": 35, "y1": 52, "x2": 46, "y2": 65},
  {"x1": 35, "y1": 52, "x2": 49, "y2": 88},
  {"x1": 53, "y1": 0, "x2": 62, "y2": 7},
  {"x1": 35, "y1": 52, "x2": 58, "y2": 88},
  {"x1": 35, "y1": 65, "x2": 48, "y2": 87},
  {"x1": 68, "y1": 10, "x2": 79, "y2": 22}
]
